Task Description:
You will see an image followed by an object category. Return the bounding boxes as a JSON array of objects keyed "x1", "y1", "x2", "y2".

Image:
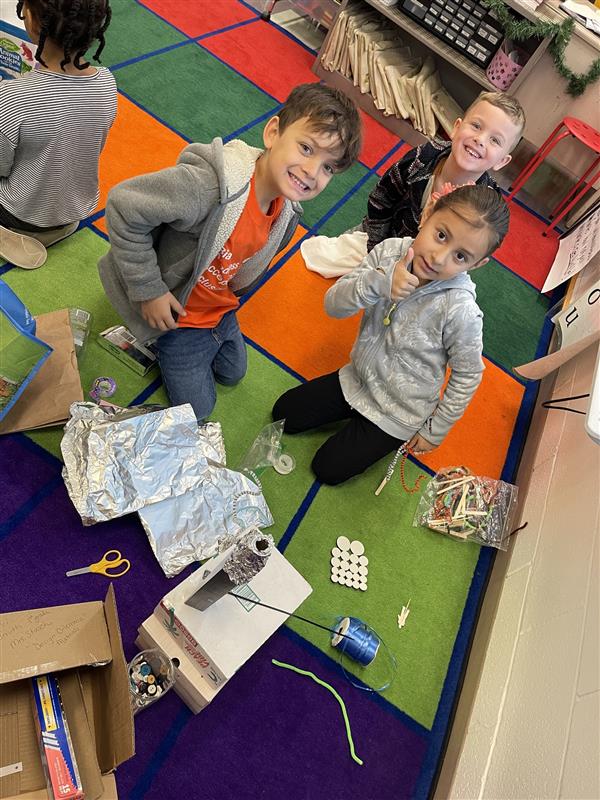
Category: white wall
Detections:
[
  {"x1": 514, "y1": 22, "x2": 600, "y2": 177},
  {"x1": 1, "y1": 1, "x2": 23, "y2": 29},
  {"x1": 447, "y1": 260, "x2": 600, "y2": 800}
]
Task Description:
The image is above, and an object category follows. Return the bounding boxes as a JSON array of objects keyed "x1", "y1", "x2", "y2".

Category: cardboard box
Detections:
[
  {"x1": 11, "y1": 775, "x2": 117, "y2": 800},
  {"x1": 97, "y1": 326, "x2": 158, "y2": 377},
  {"x1": 135, "y1": 616, "x2": 221, "y2": 715},
  {"x1": 0, "y1": 586, "x2": 135, "y2": 800},
  {"x1": 154, "y1": 548, "x2": 312, "y2": 688}
]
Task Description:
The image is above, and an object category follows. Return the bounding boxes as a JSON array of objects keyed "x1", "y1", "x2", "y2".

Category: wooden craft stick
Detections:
[
  {"x1": 436, "y1": 475, "x2": 473, "y2": 486},
  {"x1": 436, "y1": 478, "x2": 472, "y2": 495},
  {"x1": 375, "y1": 476, "x2": 388, "y2": 496}
]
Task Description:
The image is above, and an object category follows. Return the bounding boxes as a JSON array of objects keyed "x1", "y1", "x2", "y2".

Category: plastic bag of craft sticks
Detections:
[{"x1": 413, "y1": 466, "x2": 519, "y2": 550}]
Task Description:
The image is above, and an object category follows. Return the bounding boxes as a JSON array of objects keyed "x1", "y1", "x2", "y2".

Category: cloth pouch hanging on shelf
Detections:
[
  {"x1": 431, "y1": 87, "x2": 464, "y2": 135},
  {"x1": 385, "y1": 59, "x2": 422, "y2": 119}
]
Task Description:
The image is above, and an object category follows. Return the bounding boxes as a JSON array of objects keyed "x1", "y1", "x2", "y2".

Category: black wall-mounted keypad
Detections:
[{"x1": 399, "y1": 0, "x2": 504, "y2": 67}]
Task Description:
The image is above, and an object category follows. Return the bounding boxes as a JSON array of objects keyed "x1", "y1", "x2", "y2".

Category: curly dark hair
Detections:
[{"x1": 17, "y1": 0, "x2": 112, "y2": 71}]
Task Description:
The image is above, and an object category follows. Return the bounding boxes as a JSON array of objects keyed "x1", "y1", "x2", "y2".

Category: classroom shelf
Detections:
[
  {"x1": 313, "y1": 59, "x2": 428, "y2": 146},
  {"x1": 365, "y1": 0, "x2": 495, "y2": 91},
  {"x1": 313, "y1": 0, "x2": 552, "y2": 140}
]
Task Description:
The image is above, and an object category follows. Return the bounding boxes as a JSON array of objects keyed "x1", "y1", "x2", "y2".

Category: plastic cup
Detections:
[
  {"x1": 128, "y1": 648, "x2": 177, "y2": 713},
  {"x1": 69, "y1": 307, "x2": 92, "y2": 359}
]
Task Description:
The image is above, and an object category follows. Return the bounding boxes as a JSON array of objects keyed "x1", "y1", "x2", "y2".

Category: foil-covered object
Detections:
[
  {"x1": 221, "y1": 528, "x2": 275, "y2": 585},
  {"x1": 60, "y1": 401, "x2": 273, "y2": 577},
  {"x1": 61, "y1": 402, "x2": 225, "y2": 524},
  {"x1": 138, "y1": 469, "x2": 273, "y2": 577}
]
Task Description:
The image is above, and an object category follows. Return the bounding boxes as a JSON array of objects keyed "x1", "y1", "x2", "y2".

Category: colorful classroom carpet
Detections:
[{"x1": 0, "y1": 2, "x2": 562, "y2": 798}]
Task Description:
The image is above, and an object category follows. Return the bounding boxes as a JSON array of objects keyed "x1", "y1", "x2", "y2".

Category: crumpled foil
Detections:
[
  {"x1": 60, "y1": 401, "x2": 272, "y2": 577},
  {"x1": 138, "y1": 469, "x2": 273, "y2": 577},
  {"x1": 61, "y1": 402, "x2": 224, "y2": 525},
  {"x1": 220, "y1": 528, "x2": 274, "y2": 585}
]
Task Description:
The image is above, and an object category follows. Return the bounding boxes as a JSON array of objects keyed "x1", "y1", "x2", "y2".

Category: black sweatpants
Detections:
[
  {"x1": 272, "y1": 371, "x2": 404, "y2": 486},
  {"x1": 0, "y1": 203, "x2": 60, "y2": 233}
]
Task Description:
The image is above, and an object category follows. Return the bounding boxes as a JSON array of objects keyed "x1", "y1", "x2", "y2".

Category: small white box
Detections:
[
  {"x1": 136, "y1": 615, "x2": 221, "y2": 715},
  {"x1": 154, "y1": 547, "x2": 312, "y2": 687}
]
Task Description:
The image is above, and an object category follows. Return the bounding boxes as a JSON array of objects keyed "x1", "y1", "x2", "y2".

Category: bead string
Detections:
[
  {"x1": 375, "y1": 444, "x2": 427, "y2": 496},
  {"x1": 398, "y1": 447, "x2": 427, "y2": 494}
]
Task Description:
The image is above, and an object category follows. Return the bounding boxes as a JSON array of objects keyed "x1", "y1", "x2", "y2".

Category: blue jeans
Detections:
[{"x1": 156, "y1": 310, "x2": 247, "y2": 421}]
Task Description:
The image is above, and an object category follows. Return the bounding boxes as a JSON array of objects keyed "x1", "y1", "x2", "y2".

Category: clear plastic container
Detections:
[
  {"x1": 128, "y1": 648, "x2": 177, "y2": 713},
  {"x1": 69, "y1": 307, "x2": 92, "y2": 359}
]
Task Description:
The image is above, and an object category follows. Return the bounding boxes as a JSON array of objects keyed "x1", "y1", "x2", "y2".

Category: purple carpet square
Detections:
[
  {"x1": 0, "y1": 478, "x2": 195, "y2": 650},
  {"x1": 123, "y1": 629, "x2": 428, "y2": 800},
  {"x1": 2, "y1": 467, "x2": 429, "y2": 800},
  {"x1": 0, "y1": 434, "x2": 61, "y2": 521}
]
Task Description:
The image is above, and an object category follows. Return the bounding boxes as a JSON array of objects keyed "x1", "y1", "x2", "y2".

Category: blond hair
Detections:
[{"x1": 465, "y1": 91, "x2": 526, "y2": 150}]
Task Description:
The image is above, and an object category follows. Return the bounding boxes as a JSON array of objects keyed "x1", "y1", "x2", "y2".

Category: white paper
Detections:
[
  {"x1": 542, "y1": 207, "x2": 600, "y2": 293},
  {"x1": 552, "y1": 279, "x2": 600, "y2": 348}
]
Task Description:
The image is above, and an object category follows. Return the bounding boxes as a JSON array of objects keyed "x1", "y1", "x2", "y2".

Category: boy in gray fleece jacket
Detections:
[
  {"x1": 273, "y1": 185, "x2": 510, "y2": 485},
  {"x1": 99, "y1": 84, "x2": 361, "y2": 421}
]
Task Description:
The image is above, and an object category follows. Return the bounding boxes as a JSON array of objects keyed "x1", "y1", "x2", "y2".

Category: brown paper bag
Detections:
[{"x1": 0, "y1": 308, "x2": 83, "y2": 434}]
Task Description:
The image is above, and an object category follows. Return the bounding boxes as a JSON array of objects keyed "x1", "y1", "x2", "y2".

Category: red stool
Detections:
[{"x1": 507, "y1": 116, "x2": 600, "y2": 236}]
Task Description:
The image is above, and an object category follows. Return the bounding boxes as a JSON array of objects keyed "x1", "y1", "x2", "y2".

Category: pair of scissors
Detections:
[{"x1": 66, "y1": 550, "x2": 131, "y2": 578}]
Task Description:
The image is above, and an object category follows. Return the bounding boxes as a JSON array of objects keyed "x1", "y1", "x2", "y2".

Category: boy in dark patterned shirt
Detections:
[{"x1": 364, "y1": 91, "x2": 525, "y2": 251}]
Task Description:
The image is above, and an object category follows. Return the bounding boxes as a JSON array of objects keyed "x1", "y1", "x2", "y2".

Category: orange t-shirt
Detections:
[{"x1": 180, "y1": 175, "x2": 283, "y2": 329}]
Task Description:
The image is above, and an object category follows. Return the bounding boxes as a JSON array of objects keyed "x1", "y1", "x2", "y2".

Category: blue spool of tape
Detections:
[{"x1": 331, "y1": 617, "x2": 380, "y2": 666}]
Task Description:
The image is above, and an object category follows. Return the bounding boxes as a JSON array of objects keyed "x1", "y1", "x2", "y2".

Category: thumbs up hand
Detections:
[{"x1": 391, "y1": 246, "x2": 419, "y2": 301}]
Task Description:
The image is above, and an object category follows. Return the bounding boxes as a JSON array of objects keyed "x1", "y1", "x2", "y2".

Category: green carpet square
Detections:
[
  {"x1": 143, "y1": 343, "x2": 330, "y2": 546},
  {"x1": 115, "y1": 45, "x2": 276, "y2": 143},
  {"x1": 472, "y1": 259, "x2": 550, "y2": 371},
  {"x1": 2, "y1": 229, "x2": 156, "y2": 459},
  {"x1": 316, "y1": 173, "x2": 379, "y2": 236},
  {"x1": 238, "y1": 117, "x2": 269, "y2": 150},
  {"x1": 301, "y1": 163, "x2": 370, "y2": 230},
  {"x1": 282, "y1": 457, "x2": 481, "y2": 729},
  {"x1": 101, "y1": 0, "x2": 185, "y2": 67}
]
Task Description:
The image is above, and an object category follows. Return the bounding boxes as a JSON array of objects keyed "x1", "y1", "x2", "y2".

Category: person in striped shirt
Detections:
[{"x1": 0, "y1": 0, "x2": 116, "y2": 269}]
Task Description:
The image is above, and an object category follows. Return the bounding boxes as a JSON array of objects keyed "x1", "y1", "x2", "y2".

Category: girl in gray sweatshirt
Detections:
[{"x1": 273, "y1": 185, "x2": 510, "y2": 485}]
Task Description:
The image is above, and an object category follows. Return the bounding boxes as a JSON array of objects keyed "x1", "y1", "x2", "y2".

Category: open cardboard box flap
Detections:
[
  {"x1": 0, "y1": 600, "x2": 111, "y2": 684},
  {"x1": 0, "y1": 586, "x2": 134, "y2": 800}
]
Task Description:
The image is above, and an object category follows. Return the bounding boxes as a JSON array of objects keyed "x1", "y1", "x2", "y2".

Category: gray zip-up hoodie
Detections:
[
  {"x1": 326, "y1": 237, "x2": 484, "y2": 446},
  {"x1": 98, "y1": 138, "x2": 302, "y2": 343}
]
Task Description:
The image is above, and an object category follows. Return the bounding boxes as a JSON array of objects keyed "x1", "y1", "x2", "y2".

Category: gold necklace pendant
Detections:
[{"x1": 383, "y1": 302, "x2": 397, "y2": 326}]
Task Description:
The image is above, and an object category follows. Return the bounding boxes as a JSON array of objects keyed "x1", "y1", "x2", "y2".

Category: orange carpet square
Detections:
[
  {"x1": 359, "y1": 110, "x2": 401, "y2": 169},
  {"x1": 200, "y1": 20, "x2": 318, "y2": 102},
  {"x1": 96, "y1": 94, "x2": 187, "y2": 215},
  {"x1": 239, "y1": 246, "x2": 360, "y2": 380},
  {"x1": 139, "y1": 0, "x2": 257, "y2": 37},
  {"x1": 419, "y1": 359, "x2": 525, "y2": 479}
]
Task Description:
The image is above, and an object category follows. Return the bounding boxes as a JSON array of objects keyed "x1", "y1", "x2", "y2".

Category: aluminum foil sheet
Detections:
[
  {"x1": 222, "y1": 528, "x2": 274, "y2": 585},
  {"x1": 199, "y1": 421, "x2": 226, "y2": 466},
  {"x1": 61, "y1": 402, "x2": 225, "y2": 525},
  {"x1": 138, "y1": 468, "x2": 273, "y2": 577}
]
